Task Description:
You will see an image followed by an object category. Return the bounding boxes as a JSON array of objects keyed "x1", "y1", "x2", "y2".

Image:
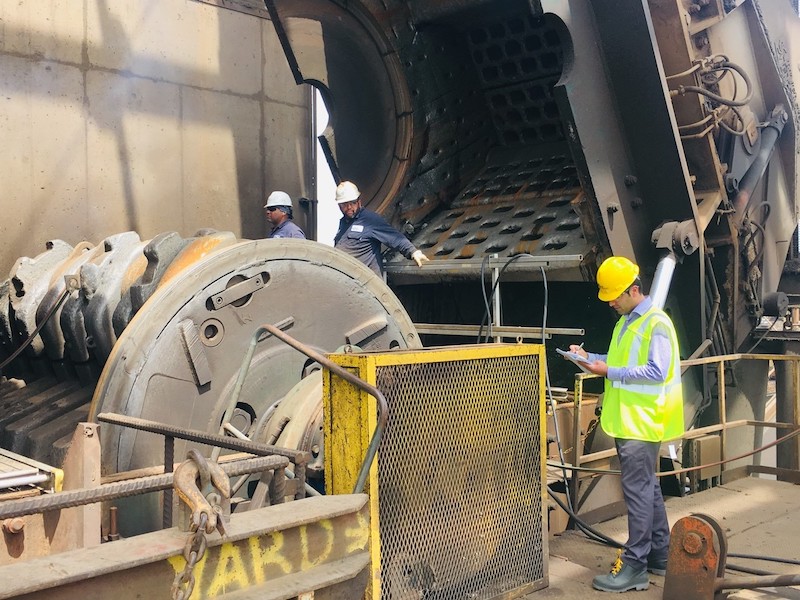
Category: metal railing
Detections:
[{"x1": 559, "y1": 353, "x2": 800, "y2": 508}]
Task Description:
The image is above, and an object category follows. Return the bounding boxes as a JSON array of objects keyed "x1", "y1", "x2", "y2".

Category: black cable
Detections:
[
  {"x1": 728, "y1": 553, "x2": 800, "y2": 567},
  {"x1": 0, "y1": 286, "x2": 71, "y2": 372},
  {"x1": 742, "y1": 318, "x2": 779, "y2": 355},
  {"x1": 477, "y1": 254, "x2": 528, "y2": 343},
  {"x1": 474, "y1": 254, "x2": 579, "y2": 516},
  {"x1": 477, "y1": 255, "x2": 492, "y2": 343},
  {"x1": 673, "y1": 60, "x2": 753, "y2": 107},
  {"x1": 724, "y1": 563, "x2": 775, "y2": 576},
  {"x1": 537, "y1": 264, "x2": 576, "y2": 514},
  {"x1": 547, "y1": 487, "x2": 623, "y2": 548}
]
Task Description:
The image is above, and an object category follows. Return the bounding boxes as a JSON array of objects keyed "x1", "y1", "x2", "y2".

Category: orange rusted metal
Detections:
[
  {"x1": 158, "y1": 232, "x2": 238, "y2": 287},
  {"x1": 663, "y1": 514, "x2": 726, "y2": 600}
]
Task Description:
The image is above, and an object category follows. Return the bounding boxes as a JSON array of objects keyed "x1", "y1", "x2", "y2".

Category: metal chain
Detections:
[
  {"x1": 172, "y1": 512, "x2": 209, "y2": 600},
  {"x1": 560, "y1": 417, "x2": 599, "y2": 457}
]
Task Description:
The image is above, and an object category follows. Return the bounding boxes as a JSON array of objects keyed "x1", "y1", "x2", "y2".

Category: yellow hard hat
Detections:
[{"x1": 596, "y1": 256, "x2": 639, "y2": 301}]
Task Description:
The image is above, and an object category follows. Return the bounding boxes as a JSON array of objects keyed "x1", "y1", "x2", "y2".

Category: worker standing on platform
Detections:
[
  {"x1": 567, "y1": 256, "x2": 684, "y2": 593},
  {"x1": 265, "y1": 191, "x2": 306, "y2": 239},
  {"x1": 333, "y1": 181, "x2": 429, "y2": 275}
]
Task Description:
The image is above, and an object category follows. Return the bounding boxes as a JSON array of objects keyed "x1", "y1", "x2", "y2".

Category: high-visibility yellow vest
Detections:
[{"x1": 601, "y1": 306, "x2": 684, "y2": 442}]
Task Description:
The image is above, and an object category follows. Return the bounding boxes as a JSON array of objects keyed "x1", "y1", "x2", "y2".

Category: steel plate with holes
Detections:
[{"x1": 326, "y1": 344, "x2": 548, "y2": 599}]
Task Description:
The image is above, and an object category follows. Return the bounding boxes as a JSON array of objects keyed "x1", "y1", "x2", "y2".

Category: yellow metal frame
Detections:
[{"x1": 323, "y1": 343, "x2": 548, "y2": 600}]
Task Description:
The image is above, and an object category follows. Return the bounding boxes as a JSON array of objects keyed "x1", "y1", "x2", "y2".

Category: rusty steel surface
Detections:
[
  {"x1": 663, "y1": 514, "x2": 726, "y2": 600},
  {"x1": 0, "y1": 455, "x2": 287, "y2": 522},
  {"x1": 173, "y1": 450, "x2": 231, "y2": 536},
  {"x1": 0, "y1": 494, "x2": 371, "y2": 600},
  {"x1": 664, "y1": 511, "x2": 800, "y2": 598},
  {"x1": 0, "y1": 424, "x2": 100, "y2": 565}
]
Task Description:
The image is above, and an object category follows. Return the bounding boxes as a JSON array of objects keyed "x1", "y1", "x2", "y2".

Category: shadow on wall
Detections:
[{"x1": 0, "y1": 0, "x2": 310, "y2": 265}]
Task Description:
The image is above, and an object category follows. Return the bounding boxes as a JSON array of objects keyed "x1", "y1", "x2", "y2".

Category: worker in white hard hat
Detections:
[
  {"x1": 333, "y1": 180, "x2": 429, "y2": 275},
  {"x1": 264, "y1": 191, "x2": 305, "y2": 239}
]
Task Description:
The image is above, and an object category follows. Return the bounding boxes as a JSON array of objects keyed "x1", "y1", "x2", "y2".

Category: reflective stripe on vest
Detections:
[{"x1": 601, "y1": 306, "x2": 684, "y2": 442}]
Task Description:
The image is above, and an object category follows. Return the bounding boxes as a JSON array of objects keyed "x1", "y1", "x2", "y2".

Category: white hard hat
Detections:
[
  {"x1": 264, "y1": 191, "x2": 292, "y2": 209},
  {"x1": 335, "y1": 181, "x2": 361, "y2": 204}
]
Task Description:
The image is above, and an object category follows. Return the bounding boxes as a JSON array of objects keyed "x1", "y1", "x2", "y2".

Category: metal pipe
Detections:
[
  {"x1": 211, "y1": 316, "x2": 295, "y2": 462},
  {"x1": 491, "y1": 254, "x2": 502, "y2": 343},
  {"x1": 569, "y1": 375, "x2": 584, "y2": 521},
  {"x1": 0, "y1": 473, "x2": 50, "y2": 489},
  {"x1": 97, "y1": 413, "x2": 309, "y2": 465},
  {"x1": 650, "y1": 252, "x2": 677, "y2": 309},
  {"x1": 223, "y1": 424, "x2": 320, "y2": 497},
  {"x1": 682, "y1": 339, "x2": 713, "y2": 375},
  {"x1": 0, "y1": 455, "x2": 288, "y2": 520},
  {"x1": 260, "y1": 324, "x2": 388, "y2": 494},
  {"x1": 163, "y1": 435, "x2": 174, "y2": 529},
  {"x1": 716, "y1": 573, "x2": 800, "y2": 591},
  {"x1": 413, "y1": 323, "x2": 583, "y2": 338},
  {"x1": 704, "y1": 254, "x2": 721, "y2": 341}
]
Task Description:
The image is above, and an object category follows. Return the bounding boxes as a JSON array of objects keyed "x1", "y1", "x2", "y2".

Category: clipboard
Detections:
[{"x1": 556, "y1": 348, "x2": 593, "y2": 374}]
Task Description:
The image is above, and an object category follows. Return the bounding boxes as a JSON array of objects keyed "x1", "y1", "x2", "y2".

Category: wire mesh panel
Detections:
[{"x1": 325, "y1": 345, "x2": 547, "y2": 600}]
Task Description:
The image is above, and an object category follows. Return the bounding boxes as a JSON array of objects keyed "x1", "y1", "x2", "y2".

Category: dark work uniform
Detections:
[
  {"x1": 334, "y1": 207, "x2": 417, "y2": 275},
  {"x1": 268, "y1": 220, "x2": 305, "y2": 239}
]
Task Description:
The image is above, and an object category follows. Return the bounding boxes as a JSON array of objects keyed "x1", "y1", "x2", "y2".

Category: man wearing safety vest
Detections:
[{"x1": 567, "y1": 256, "x2": 684, "y2": 593}]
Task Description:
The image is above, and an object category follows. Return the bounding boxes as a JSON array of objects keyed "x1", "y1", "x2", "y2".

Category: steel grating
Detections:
[
  {"x1": 324, "y1": 345, "x2": 548, "y2": 599},
  {"x1": 406, "y1": 151, "x2": 583, "y2": 262},
  {"x1": 467, "y1": 14, "x2": 565, "y2": 146}
]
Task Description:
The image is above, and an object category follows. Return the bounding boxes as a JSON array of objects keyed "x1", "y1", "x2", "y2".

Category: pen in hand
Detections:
[{"x1": 568, "y1": 341, "x2": 586, "y2": 357}]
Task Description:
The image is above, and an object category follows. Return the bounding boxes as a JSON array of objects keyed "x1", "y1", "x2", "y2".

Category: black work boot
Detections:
[
  {"x1": 646, "y1": 555, "x2": 668, "y2": 576},
  {"x1": 592, "y1": 553, "x2": 650, "y2": 593}
]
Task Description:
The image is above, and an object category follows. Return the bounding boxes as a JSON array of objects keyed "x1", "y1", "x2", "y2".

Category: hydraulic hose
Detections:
[
  {"x1": 732, "y1": 106, "x2": 788, "y2": 222},
  {"x1": 0, "y1": 286, "x2": 72, "y2": 372},
  {"x1": 671, "y1": 60, "x2": 753, "y2": 107}
]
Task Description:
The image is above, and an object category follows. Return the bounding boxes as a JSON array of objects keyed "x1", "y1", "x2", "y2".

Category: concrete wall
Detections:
[{"x1": 0, "y1": 0, "x2": 312, "y2": 271}]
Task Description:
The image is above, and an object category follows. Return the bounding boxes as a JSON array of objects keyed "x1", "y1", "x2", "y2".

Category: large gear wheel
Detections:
[
  {"x1": 0, "y1": 235, "x2": 420, "y2": 533},
  {"x1": 91, "y1": 238, "x2": 419, "y2": 471}
]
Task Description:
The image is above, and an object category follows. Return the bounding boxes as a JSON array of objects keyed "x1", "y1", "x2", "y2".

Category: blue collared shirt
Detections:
[
  {"x1": 268, "y1": 220, "x2": 306, "y2": 239},
  {"x1": 587, "y1": 297, "x2": 673, "y2": 384},
  {"x1": 334, "y1": 208, "x2": 416, "y2": 275}
]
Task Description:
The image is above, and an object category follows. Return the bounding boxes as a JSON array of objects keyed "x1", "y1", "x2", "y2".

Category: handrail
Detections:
[
  {"x1": 560, "y1": 353, "x2": 800, "y2": 498},
  {"x1": 258, "y1": 324, "x2": 388, "y2": 495}
]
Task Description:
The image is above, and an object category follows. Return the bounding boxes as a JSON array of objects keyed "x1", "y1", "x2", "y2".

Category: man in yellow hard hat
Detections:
[
  {"x1": 567, "y1": 256, "x2": 683, "y2": 593},
  {"x1": 333, "y1": 180, "x2": 429, "y2": 275}
]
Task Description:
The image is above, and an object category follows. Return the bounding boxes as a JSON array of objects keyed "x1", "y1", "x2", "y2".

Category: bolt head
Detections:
[
  {"x1": 683, "y1": 531, "x2": 705, "y2": 555},
  {"x1": 3, "y1": 518, "x2": 24, "y2": 534}
]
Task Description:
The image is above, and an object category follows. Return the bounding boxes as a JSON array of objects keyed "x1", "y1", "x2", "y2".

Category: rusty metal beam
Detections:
[{"x1": 0, "y1": 494, "x2": 370, "y2": 600}]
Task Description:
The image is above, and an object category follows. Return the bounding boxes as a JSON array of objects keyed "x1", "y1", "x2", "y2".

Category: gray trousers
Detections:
[{"x1": 615, "y1": 438, "x2": 670, "y2": 569}]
